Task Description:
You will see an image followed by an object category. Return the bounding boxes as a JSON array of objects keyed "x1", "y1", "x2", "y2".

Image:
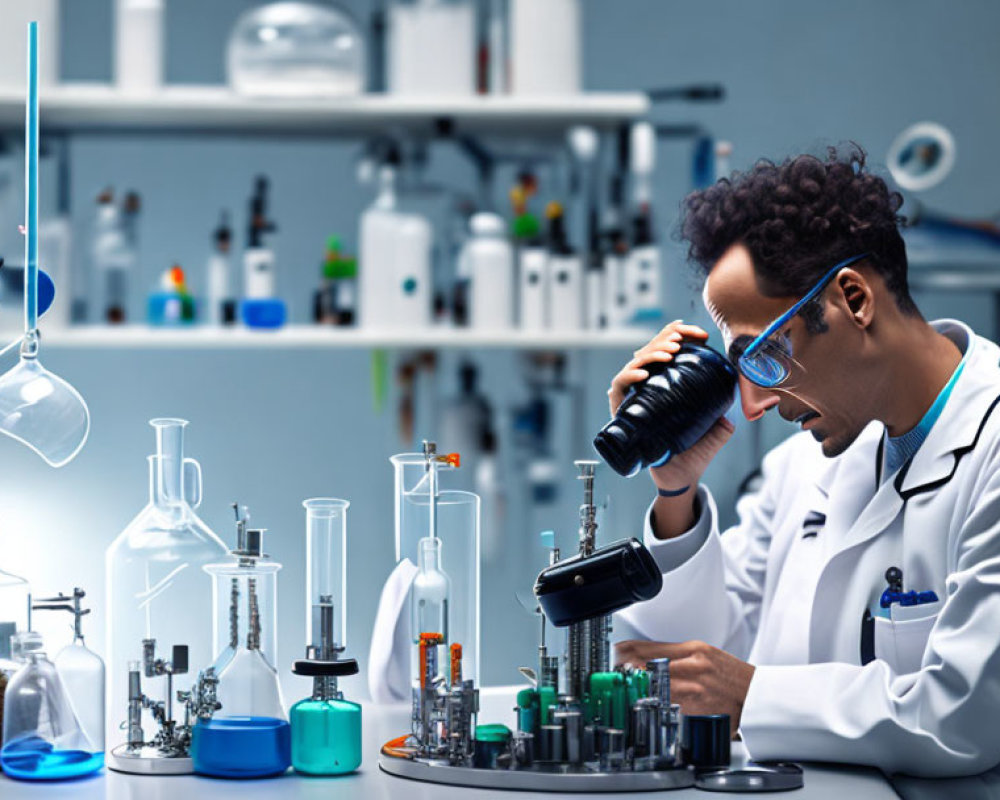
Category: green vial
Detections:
[{"x1": 290, "y1": 697, "x2": 362, "y2": 775}]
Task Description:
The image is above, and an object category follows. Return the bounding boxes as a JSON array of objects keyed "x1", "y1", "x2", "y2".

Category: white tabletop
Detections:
[{"x1": 0, "y1": 687, "x2": 898, "y2": 799}]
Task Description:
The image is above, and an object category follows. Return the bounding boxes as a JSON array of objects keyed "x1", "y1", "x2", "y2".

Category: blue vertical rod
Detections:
[{"x1": 24, "y1": 21, "x2": 38, "y2": 335}]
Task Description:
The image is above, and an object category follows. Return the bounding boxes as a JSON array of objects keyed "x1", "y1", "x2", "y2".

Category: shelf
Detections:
[
  {"x1": 36, "y1": 324, "x2": 655, "y2": 350},
  {"x1": 0, "y1": 84, "x2": 649, "y2": 137}
]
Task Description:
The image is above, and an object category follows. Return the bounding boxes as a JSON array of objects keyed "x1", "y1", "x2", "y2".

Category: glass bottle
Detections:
[
  {"x1": 191, "y1": 507, "x2": 290, "y2": 778},
  {"x1": 290, "y1": 498, "x2": 362, "y2": 776},
  {"x1": 31, "y1": 589, "x2": 105, "y2": 758},
  {"x1": 1, "y1": 632, "x2": 102, "y2": 780},
  {"x1": 0, "y1": 569, "x2": 30, "y2": 736},
  {"x1": 104, "y1": 418, "x2": 228, "y2": 772}
]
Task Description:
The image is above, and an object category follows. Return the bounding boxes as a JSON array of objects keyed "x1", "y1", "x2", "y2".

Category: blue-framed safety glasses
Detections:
[{"x1": 738, "y1": 253, "x2": 870, "y2": 388}]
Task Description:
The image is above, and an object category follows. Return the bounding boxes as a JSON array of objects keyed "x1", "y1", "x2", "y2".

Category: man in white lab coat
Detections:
[{"x1": 611, "y1": 146, "x2": 1000, "y2": 778}]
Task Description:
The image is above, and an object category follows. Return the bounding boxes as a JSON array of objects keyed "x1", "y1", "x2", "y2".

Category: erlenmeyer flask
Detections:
[
  {"x1": 191, "y1": 512, "x2": 290, "y2": 778},
  {"x1": 0, "y1": 632, "x2": 103, "y2": 781},
  {"x1": 0, "y1": 24, "x2": 89, "y2": 468}
]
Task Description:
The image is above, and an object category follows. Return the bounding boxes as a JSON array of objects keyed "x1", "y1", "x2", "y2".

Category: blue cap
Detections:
[{"x1": 540, "y1": 530, "x2": 555, "y2": 548}]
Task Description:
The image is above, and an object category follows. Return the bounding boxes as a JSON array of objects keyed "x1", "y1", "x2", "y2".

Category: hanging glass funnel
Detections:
[
  {"x1": 105, "y1": 418, "x2": 228, "y2": 774},
  {"x1": 0, "y1": 22, "x2": 88, "y2": 468},
  {"x1": 191, "y1": 504, "x2": 290, "y2": 778},
  {"x1": 0, "y1": 632, "x2": 102, "y2": 780},
  {"x1": 290, "y1": 498, "x2": 362, "y2": 776}
]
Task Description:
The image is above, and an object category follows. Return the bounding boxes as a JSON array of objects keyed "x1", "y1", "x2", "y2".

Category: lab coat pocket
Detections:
[{"x1": 873, "y1": 603, "x2": 941, "y2": 675}]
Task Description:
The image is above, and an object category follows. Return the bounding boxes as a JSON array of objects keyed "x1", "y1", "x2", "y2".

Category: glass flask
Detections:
[
  {"x1": 226, "y1": 2, "x2": 366, "y2": 97},
  {"x1": 392, "y1": 442, "x2": 480, "y2": 688},
  {"x1": 105, "y1": 418, "x2": 228, "y2": 774},
  {"x1": 191, "y1": 508, "x2": 290, "y2": 778},
  {"x1": 290, "y1": 498, "x2": 362, "y2": 776},
  {"x1": 410, "y1": 536, "x2": 450, "y2": 686},
  {"x1": 0, "y1": 632, "x2": 102, "y2": 780},
  {"x1": 0, "y1": 569, "x2": 30, "y2": 736},
  {"x1": 31, "y1": 589, "x2": 105, "y2": 756}
]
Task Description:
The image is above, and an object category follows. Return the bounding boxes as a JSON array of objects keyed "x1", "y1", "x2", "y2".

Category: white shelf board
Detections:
[
  {"x1": 0, "y1": 84, "x2": 649, "y2": 135},
  {"x1": 37, "y1": 324, "x2": 654, "y2": 350}
]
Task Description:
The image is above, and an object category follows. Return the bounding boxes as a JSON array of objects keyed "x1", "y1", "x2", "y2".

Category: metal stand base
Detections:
[
  {"x1": 108, "y1": 745, "x2": 193, "y2": 775},
  {"x1": 379, "y1": 750, "x2": 696, "y2": 793}
]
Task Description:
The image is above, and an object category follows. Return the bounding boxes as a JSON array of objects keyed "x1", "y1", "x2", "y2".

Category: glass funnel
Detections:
[
  {"x1": 290, "y1": 498, "x2": 361, "y2": 776},
  {"x1": 0, "y1": 632, "x2": 102, "y2": 780},
  {"x1": 0, "y1": 23, "x2": 89, "y2": 468},
  {"x1": 392, "y1": 444, "x2": 480, "y2": 688},
  {"x1": 104, "y1": 418, "x2": 228, "y2": 768}
]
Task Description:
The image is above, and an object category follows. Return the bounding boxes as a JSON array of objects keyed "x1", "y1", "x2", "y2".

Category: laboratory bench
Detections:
[{"x1": 0, "y1": 687, "x2": 900, "y2": 799}]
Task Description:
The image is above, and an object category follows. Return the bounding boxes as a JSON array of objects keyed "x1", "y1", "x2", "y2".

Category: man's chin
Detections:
[{"x1": 818, "y1": 428, "x2": 859, "y2": 459}]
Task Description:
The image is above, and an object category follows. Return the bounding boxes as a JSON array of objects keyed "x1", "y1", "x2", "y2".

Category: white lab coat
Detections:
[{"x1": 616, "y1": 319, "x2": 1000, "y2": 778}]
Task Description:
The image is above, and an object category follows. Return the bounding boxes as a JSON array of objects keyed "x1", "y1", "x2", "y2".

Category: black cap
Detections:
[{"x1": 682, "y1": 714, "x2": 731, "y2": 769}]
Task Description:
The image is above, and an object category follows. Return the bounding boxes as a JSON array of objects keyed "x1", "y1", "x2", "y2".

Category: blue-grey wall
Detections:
[{"x1": 0, "y1": 0, "x2": 997, "y2": 704}]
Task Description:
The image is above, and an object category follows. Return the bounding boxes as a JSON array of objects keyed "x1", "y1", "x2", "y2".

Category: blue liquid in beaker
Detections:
[
  {"x1": 0, "y1": 737, "x2": 104, "y2": 781},
  {"x1": 191, "y1": 716, "x2": 291, "y2": 778}
]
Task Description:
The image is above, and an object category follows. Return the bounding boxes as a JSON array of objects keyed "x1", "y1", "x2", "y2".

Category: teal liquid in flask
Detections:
[
  {"x1": 1, "y1": 632, "x2": 103, "y2": 781},
  {"x1": 290, "y1": 498, "x2": 362, "y2": 775}
]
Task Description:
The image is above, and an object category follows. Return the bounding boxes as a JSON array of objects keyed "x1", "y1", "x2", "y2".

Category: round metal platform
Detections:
[
  {"x1": 379, "y1": 750, "x2": 697, "y2": 793},
  {"x1": 108, "y1": 745, "x2": 193, "y2": 775}
]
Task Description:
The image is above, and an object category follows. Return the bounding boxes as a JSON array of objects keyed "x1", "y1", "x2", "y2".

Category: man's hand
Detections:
[{"x1": 614, "y1": 639, "x2": 755, "y2": 739}]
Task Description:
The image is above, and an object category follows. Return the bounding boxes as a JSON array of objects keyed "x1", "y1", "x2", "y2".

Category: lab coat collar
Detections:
[
  {"x1": 816, "y1": 320, "x2": 1000, "y2": 561},
  {"x1": 894, "y1": 320, "x2": 1000, "y2": 498}
]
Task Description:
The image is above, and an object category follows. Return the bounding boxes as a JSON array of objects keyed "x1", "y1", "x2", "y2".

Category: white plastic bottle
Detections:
[
  {"x1": 388, "y1": 0, "x2": 475, "y2": 96},
  {"x1": 463, "y1": 213, "x2": 513, "y2": 330},
  {"x1": 509, "y1": 0, "x2": 581, "y2": 95},
  {"x1": 518, "y1": 245, "x2": 547, "y2": 330},
  {"x1": 359, "y1": 164, "x2": 433, "y2": 330},
  {"x1": 545, "y1": 203, "x2": 582, "y2": 331},
  {"x1": 624, "y1": 123, "x2": 662, "y2": 326},
  {"x1": 115, "y1": 0, "x2": 164, "y2": 95}
]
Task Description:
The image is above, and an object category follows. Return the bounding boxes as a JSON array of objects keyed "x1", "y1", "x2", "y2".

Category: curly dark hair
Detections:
[{"x1": 680, "y1": 144, "x2": 917, "y2": 332}]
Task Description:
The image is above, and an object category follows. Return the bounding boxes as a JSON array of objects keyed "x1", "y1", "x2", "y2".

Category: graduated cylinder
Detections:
[{"x1": 290, "y1": 498, "x2": 361, "y2": 776}]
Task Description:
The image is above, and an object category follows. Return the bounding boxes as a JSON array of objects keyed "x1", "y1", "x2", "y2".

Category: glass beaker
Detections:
[
  {"x1": 290, "y1": 498, "x2": 361, "y2": 776},
  {"x1": 391, "y1": 447, "x2": 481, "y2": 688},
  {"x1": 105, "y1": 418, "x2": 228, "y2": 772},
  {"x1": 0, "y1": 632, "x2": 102, "y2": 780},
  {"x1": 192, "y1": 523, "x2": 290, "y2": 778}
]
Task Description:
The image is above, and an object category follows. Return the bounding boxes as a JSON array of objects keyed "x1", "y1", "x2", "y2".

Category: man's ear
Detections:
[{"x1": 835, "y1": 268, "x2": 874, "y2": 328}]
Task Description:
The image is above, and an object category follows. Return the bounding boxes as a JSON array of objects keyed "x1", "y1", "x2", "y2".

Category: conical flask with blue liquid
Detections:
[{"x1": 191, "y1": 504, "x2": 290, "y2": 778}]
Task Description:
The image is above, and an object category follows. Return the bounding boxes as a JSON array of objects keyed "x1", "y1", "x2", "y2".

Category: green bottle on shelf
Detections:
[{"x1": 290, "y1": 498, "x2": 363, "y2": 775}]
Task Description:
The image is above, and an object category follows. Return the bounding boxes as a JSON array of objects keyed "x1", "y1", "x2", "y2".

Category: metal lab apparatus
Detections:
[
  {"x1": 191, "y1": 507, "x2": 290, "y2": 778},
  {"x1": 290, "y1": 498, "x2": 362, "y2": 775},
  {"x1": 105, "y1": 418, "x2": 228, "y2": 774}
]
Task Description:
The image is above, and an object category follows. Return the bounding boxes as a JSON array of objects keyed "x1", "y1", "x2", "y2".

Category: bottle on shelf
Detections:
[
  {"x1": 206, "y1": 211, "x2": 236, "y2": 326},
  {"x1": 545, "y1": 202, "x2": 583, "y2": 331},
  {"x1": 240, "y1": 176, "x2": 286, "y2": 329}
]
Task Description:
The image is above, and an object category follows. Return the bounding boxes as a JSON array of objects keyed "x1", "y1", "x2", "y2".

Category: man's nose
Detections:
[{"x1": 738, "y1": 375, "x2": 780, "y2": 421}]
